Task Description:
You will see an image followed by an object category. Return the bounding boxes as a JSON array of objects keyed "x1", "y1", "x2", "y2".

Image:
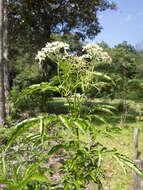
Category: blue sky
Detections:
[{"x1": 95, "y1": 0, "x2": 143, "y2": 48}]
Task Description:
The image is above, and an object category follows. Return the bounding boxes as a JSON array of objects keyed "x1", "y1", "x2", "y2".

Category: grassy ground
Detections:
[
  {"x1": 8, "y1": 98, "x2": 143, "y2": 189},
  {"x1": 95, "y1": 101, "x2": 143, "y2": 190},
  {"x1": 47, "y1": 98, "x2": 143, "y2": 190},
  {"x1": 98, "y1": 122, "x2": 143, "y2": 190}
]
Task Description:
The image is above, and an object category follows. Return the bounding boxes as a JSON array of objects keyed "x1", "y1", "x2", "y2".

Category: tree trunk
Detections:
[
  {"x1": 0, "y1": 0, "x2": 6, "y2": 125},
  {"x1": 3, "y1": 0, "x2": 10, "y2": 115}
]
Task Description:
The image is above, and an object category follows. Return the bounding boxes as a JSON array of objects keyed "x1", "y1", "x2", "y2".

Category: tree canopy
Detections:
[{"x1": 8, "y1": 0, "x2": 116, "y2": 47}]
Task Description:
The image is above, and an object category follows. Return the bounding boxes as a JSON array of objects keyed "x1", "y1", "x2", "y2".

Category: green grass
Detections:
[
  {"x1": 6, "y1": 98, "x2": 143, "y2": 189},
  {"x1": 97, "y1": 123, "x2": 143, "y2": 190},
  {"x1": 93, "y1": 100, "x2": 143, "y2": 190},
  {"x1": 48, "y1": 98, "x2": 143, "y2": 190}
]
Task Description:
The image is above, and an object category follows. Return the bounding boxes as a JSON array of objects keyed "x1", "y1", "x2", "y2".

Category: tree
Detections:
[
  {"x1": 98, "y1": 41, "x2": 110, "y2": 50},
  {"x1": 7, "y1": 0, "x2": 116, "y2": 116},
  {"x1": 7, "y1": 0, "x2": 116, "y2": 87},
  {"x1": 104, "y1": 41, "x2": 143, "y2": 110},
  {"x1": 0, "y1": 0, "x2": 6, "y2": 125},
  {"x1": 8, "y1": 0, "x2": 116, "y2": 48},
  {"x1": 110, "y1": 41, "x2": 137, "y2": 79},
  {"x1": 135, "y1": 49, "x2": 143, "y2": 79},
  {"x1": 3, "y1": 0, "x2": 10, "y2": 115}
]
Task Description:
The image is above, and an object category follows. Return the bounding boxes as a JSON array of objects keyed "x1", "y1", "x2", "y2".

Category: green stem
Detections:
[{"x1": 76, "y1": 127, "x2": 80, "y2": 149}]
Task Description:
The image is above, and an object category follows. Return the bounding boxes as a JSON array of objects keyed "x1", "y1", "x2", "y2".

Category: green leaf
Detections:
[
  {"x1": 24, "y1": 134, "x2": 41, "y2": 143},
  {"x1": 90, "y1": 172, "x2": 103, "y2": 189},
  {"x1": 5, "y1": 117, "x2": 39, "y2": 152},
  {"x1": 17, "y1": 82, "x2": 59, "y2": 103},
  {"x1": 92, "y1": 106, "x2": 114, "y2": 115},
  {"x1": 11, "y1": 165, "x2": 19, "y2": 184},
  {"x1": 1, "y1": 151, "x2": 6, "y2": 177},
  {"x1": 101, "y1": 104, "x2": 116, "y2": 111},
  {"x1": 29, "y1": 173, "x2": 51, "y2": 183},
  {"x1": 64, "y1": 182, "x2": 70, "y2": 190},
  {"x1": 48, "y1": 144, "x2": 65, "y2": 156},
  {"x1": 23, "y1": 163, "x2": 40, "y2": 180},
  {"x1": 113, "y1": 154, "x2": 127, "y2": 174},
  {"x1": 0, "y1": 180, "x2": 8, "y2": 186},
  {"x1": 90, "y1": 172, "x2": 97, "y2": 182},
  {"x1": 59, "y1": 115, "x2": 73, "y2": 135},
  {"x1": 22, "y1": 173, "x2": 51, "y2": 187},
  {"x1": 40, "y1": 118, "x2": 45, "y2": 144},
  {"x1": 93, "y1": 72, "x2": 115, "y2": 85},
  {"x1": 113, "y1": 153, "x2": 143, "y2": 178},
  {"x1": 73, "y1": 180, "x2": 81, "y2": 190},
  {"x1": 74, "y1": 120, "x2": 86, "y2": 134},
  {"x1": 89, "y1": 115, "x2": 107, "y2": 124}
]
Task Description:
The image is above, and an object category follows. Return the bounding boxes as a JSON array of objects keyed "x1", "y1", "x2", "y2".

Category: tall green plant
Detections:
[{"x1": 2, "y1": 41, "x2": 143, "y2": 189}]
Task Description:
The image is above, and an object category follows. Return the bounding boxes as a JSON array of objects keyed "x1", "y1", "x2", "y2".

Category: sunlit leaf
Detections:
[
  {"x1": 59, "y1": 115, "x2": 73, "y2": 135},
  {"x1": 73, "y1": 180, "x2": 81, "y2": 190},
  {"x1": 17, "y1": 83, "x2": 59, "y2": 102},
  {"x1": 74, "y1": 120, "x2": 86, "y2": 134}
]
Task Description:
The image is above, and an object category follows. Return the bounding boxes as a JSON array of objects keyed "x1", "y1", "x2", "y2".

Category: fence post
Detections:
[
  {"x1": 134, "y1": 128, "x2": 140, "y2": 160},
  {"x1": 133, "y1": 128, "x2": 143, "y2": 190}
]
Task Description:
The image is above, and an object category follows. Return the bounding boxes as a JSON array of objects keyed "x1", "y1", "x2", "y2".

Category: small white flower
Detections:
[
  {"x1": 78, "y1": 54, "x2": 92, "y2": 60},
  {"x1": 83, "y1": 42, "x2": 103, "y2": 52},
  {"x1": 35, "y1": 41, "x2": 70, "y2": 63},
  {"x1": 35, "y1": 41, "x2": 111, "y2": 66}
]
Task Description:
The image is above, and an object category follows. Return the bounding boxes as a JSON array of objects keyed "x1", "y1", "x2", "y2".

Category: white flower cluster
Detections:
[
  {"x1": 35, "y1": 41, "x2": 111, "y2": 65},
  {"x1": 35, "y1": 41, "x2": 69, "y2": 63},
  {"x1": 78, "y1": 54, "x2": 92, "y2": 61},
  {"x1": 83, "y1": 42, "x2": 103, "y2": 52},
  {"x1": 82, "y1": 42, "x2": 112, "y2": 64}
]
